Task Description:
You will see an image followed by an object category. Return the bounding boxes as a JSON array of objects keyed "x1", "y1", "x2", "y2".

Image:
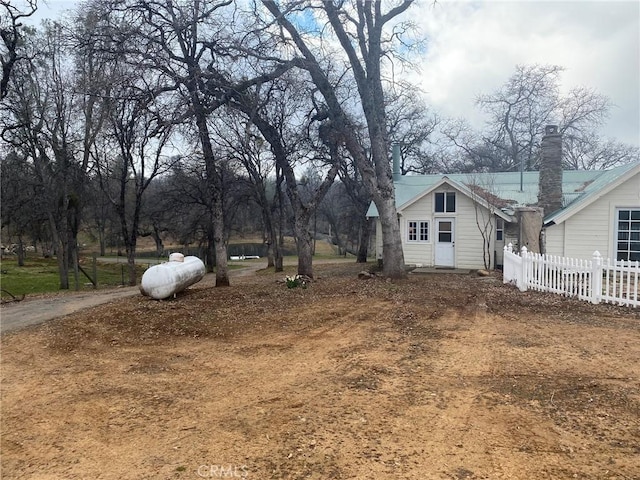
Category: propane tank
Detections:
[{"x1": 140, "y1": 254, "x2": 205, "y2": 300}]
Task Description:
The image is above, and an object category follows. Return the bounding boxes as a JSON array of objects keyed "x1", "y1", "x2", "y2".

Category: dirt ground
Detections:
[{"x1": 1, "y1": 263, "x2": 639, "y2": 480}]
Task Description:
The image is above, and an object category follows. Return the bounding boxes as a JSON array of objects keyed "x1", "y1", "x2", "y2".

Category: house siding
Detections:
[
  {"x1": 401, "y1": 185, "x2": 496, "y2": 269},
  {"x1": 375, "y1": 219, "x2": 383, "y2": 260},
  {"x1": 401, "y1": 190, "x2": 434, "y2": 266},
  {"x1": 454, "y1": 191, "x2": 495, "y2": 270},
  {"x1": 549, "y1": 172, "x2": 640, "y2": 260},
  {"x1": 544, "y1": 222, "x2": 565, "y2": 256}
]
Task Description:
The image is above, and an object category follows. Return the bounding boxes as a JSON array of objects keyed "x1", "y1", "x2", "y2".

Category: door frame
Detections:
[{"x1": 435, "y1": 217, "x2": 455, "y2": 267}]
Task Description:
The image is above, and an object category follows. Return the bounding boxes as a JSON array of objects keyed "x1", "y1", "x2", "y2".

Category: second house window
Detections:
[{"x1": 435, "y1": 192, "x2": 456, "y2": 213}]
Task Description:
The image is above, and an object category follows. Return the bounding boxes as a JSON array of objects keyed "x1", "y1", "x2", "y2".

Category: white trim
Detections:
[
  {"x1": 435, "y1": 217, "x2": 456, "y2": 267},
  {"x1": 546, "y1": 163, "x2": 640, "y2": 226},
  {"x1": 434, "y1": 190, "x2": 457, "y2": 214},
  {"x1": 406, "y1": 219, "x2": 430, "y2": 243},
  {"x1": 614, "y1": 207, "x2": 640, "y2": 262},
  {"x1": 398, "y1": 177, "x2": 512, "y2": 222},
  {"x1": 496, "y1": 217, "x2": 505, "y2": 241}
]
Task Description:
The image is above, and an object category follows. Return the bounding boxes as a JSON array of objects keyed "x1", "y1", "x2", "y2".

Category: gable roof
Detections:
[
  {"x1": 397, "y1": 176, "x2": 514, "y2": 221},
  {"x1": 544, "y1": 161, "x2": 640, "y2": 225},
  {"x1": 366, "y1": 161, "x2": 640, "y2": 223}
]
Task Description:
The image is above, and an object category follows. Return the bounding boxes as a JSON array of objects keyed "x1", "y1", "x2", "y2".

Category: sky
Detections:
[
  {"x1": 23, "y1": 0, "x2": 640, "y2": 148},
  {"x1": 410, "y1": 0, "x2": 640, "y2": 147}
]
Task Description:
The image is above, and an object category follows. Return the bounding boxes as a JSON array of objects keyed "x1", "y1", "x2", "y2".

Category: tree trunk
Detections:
[
  {"x1": 294, "y1": 213, "x2": 314, "y2": 278},
  {"x1": 266, "y1": 243, "x2": 275, "y2": 268},
  {"x1": 57, "y1": 249, "x2": 70, "y2": 290},
  {"x1": 125, "y1": 238, "x2": 137, "y2": 286},
  {"x1": 16, "y1": 234, "x2": 25, "y2": 267},
  {"x1": 261, "y1": 197, "x2": 276, "y2": 268},
  {"x1": 268, "y1": 220, "x2": 284, "y2": 271},
  {"x1": 48, "y1": 212, "x2": 70, "y2": 290},
  {"x1": 274, "y1": 168, "x2": 285, "y2": 273},
  {"x1": 327, "y1": 218, "x2": 344, "y2": 255},
  {"x1": 153, "y1": 225, "x2": 164, "y2": 257},
  {"x1": 191, "y1": 85, "x2": 230, "y2": 286},
  {"x1": 212, "y1": 193, "x2": 230, "y2": 287},
  {"x1": 356, "y1": 216, "x2": 370, "y2": 263},
  {"x1": 72, "y1": 245, "x2": 80, "y2": 291},
  {"x1": 376, "y1": 194, "x2": 405, "y2": 278},
  {"x1": 205, "y1": 223, "x2": 215, "y2": 274}
]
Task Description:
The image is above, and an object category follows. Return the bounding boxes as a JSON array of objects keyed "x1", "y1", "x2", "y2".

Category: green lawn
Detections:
[
  {"x1": 1, "y1": 253, "x2": 352, "y2": 298},
  {"x1": 0, "y1": 256, "x2": 147, "y2": 297}
]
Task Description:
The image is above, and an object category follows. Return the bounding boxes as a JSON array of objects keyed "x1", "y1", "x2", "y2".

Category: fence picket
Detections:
[{"x1": 503, "y1": 245, "x2": 639, "y2": 308}]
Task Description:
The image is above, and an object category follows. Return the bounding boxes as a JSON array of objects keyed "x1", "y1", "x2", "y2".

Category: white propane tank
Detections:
[{"x1": 140, "y1": 254, "x2": 205, "y2": 300}]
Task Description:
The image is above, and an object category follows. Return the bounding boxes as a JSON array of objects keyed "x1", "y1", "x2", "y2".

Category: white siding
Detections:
[
  {"x1": 544, "y1": 222, "x2": 565, "y2": 256},
  {"x1": 453, "y1": 190, "x2": 495, "y2": 270},
  {"x1": 563, "y1": 172, "x2": 640, "y2": 260},
  {"x1": 400, "y1": 185, "x2": 496, "y2": 269},
  {"x1": 401, "y1": 190, "x2": 434, "y2": 265}
]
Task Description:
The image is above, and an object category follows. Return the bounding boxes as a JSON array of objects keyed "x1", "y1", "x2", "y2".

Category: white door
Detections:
[{"x1": 435, "y1": 218, "x2": 455, "y2": 267}]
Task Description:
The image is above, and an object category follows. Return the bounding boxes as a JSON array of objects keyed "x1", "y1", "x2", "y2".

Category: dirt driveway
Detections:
[
  {"x1": 0, "y1": 261, "x2": 267, "y2": 333},
  {"x1": 1, "y1": 263, "x2": 639, "y2": 479}
]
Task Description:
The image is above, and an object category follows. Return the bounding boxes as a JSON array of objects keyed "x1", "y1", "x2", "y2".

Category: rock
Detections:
[{"x1": 477, "y1": 269, "x2": 491, "y2": 277}]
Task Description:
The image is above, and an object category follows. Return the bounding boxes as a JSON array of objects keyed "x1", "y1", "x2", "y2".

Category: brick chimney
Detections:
[{"x1": 538, "y1": 125, "x2": 563, "y2": 215}]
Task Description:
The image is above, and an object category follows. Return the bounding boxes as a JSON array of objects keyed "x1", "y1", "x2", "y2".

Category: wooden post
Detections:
[
  {"x1": 503, "y1": 244, "x2": 511, "y2": 284},
  {"x1": 591, "y1": 251, "x2": 602, "y2": 304},
  {"x1": 93, "y1": 252, "x2": 98, "y2": 289},
  {"x1": 519, "y1": 246, "x2": 528, "y2": 292}
]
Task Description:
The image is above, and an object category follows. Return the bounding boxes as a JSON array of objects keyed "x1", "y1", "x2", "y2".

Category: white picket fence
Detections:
[{"x1": 503, "y1": 244, "x2": 639, "y2": 308}]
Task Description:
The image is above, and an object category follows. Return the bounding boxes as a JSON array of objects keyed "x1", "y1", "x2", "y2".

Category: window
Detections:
[
  {"x1": 408, "y1": 221, "x2": 429, "y2": 242},
  {"x1": 496, "y1": 218, "x2": 504, "y2": 241},
  {"x1": 435, "y1": 192, "x2": 456, "y2": 213},
  {"x1": 616, "y1": 209, "x2": 640, "y2": 261},
  {"x1": 438, "y1": 221, "x2": 452, "y2": 242}
]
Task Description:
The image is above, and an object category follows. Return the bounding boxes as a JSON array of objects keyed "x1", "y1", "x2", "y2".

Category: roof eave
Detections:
[{"x1": 544, "y1": 162, "x2": 640, "y2": 226}]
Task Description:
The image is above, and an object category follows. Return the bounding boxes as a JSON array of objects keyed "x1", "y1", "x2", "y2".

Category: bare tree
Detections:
[
  {"x1": 387, "y1": 87, "x2": 442, "y2": 174},
  {"x1": 1, "y1": 21, "x2": 90, "y2": 289},
  {"x1": 160, "y1": 159, "x2": 215, "y2": 266},
  {"x1": 465, "y1": 175, "x2": 499, "y2": 270},
  {"x1": 563, "y1": 132, "x2": 639, "y2": 170},
  {"x1": 1, "y1": 0, "x2": 37, "y2": 99},
  {"x1": 211, "y1": 111, "x2": 286, "y2": 271},
  {"x1": 335, "y1": 142, "x2": 373, "y2": 263},
  {"x1": 228, "y1": 78, "x2": 340, "y2": 278},
  {"x1": 0, "y1": 150, "x2": 46, "y2": 265},
  {"x1": 477, "y1": 64, "x2": 564, "y2": 173},
  {"x1": 439, "y1": 118, "x2": 511, "y2": 173},
  {"x1": 318, "y1": 181, "x2": 361, "y2": 257},
  {"x1": 94, "y1": 75, "x2": 177, "y2": 286},
  {"x1": 83, "y1": 175, "x2": 117, "y2": 257},
  {"x1": 261, "y1": 0, "x2": 414, "y2": 279},
  {"x1": 476, "y1": 64, "x2": 615, "y2": 173},
  {"x1": 92, "y1": 0, "x2": 299, "y2": 286}
]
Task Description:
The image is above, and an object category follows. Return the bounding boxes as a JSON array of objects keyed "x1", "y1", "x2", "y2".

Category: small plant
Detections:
[{"x1": 285, "y1": 274, "x2": 307, "y2": 289}]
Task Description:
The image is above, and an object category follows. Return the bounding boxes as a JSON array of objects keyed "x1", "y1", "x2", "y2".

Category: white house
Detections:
[
  {"x1": 367, "y1": 129, "x2": 640, "y2": 270},
  {"x1": 544, "y1": 162, "x2": 640, "y2": 262}
]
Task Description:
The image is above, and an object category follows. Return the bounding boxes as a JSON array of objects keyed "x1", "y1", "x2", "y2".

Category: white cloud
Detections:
[
  {"x1": 410, "y1": 0, "x2": 640, "y2": 146},
  {"x1": 22, "y1": 0, "x2": 640, "y2": 147}
]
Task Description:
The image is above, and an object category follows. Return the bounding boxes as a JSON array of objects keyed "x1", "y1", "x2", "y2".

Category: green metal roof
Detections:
[
  {"x1": 544, "y1": 161, "x2": 640, "y2": 224},
  {"x1": 366, "y1": 162, "x2": 640, "y2": 222}
]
